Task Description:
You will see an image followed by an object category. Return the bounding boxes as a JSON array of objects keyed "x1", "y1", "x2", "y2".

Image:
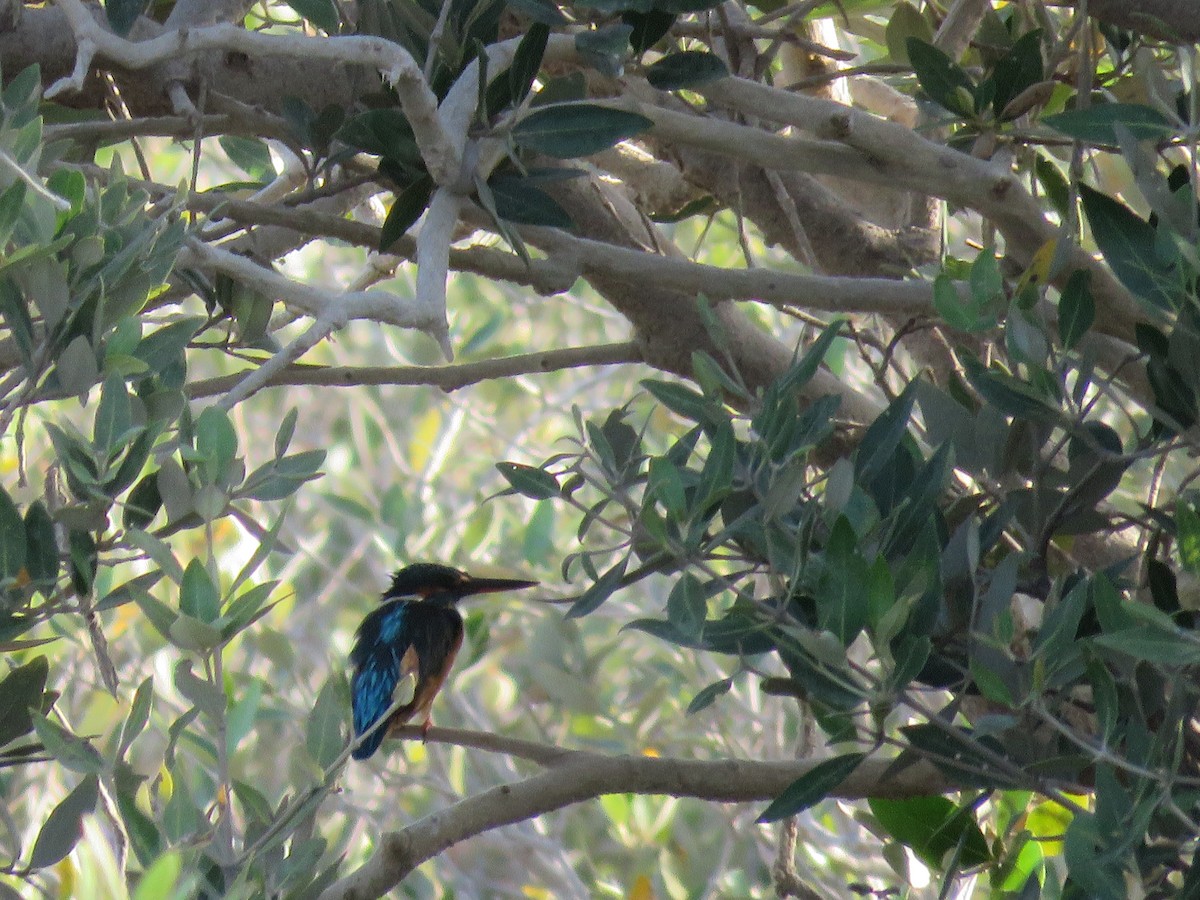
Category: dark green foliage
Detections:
[
  {"x1": 105, "y1": 0, "x2": 150, "y2": 36},
  {"x1": 645, "y1": 51, "x2": 729, "y2": 90},
  {"x1": 512, "y1": 104, "x2": 654, "y2": 158}
]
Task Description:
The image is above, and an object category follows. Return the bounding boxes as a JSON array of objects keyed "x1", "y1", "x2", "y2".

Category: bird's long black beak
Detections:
[{"x1": 459, "y1": 575, "x2": 539, "y2": 596}]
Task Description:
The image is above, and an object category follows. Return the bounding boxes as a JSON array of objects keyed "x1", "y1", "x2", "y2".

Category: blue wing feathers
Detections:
[
  {"x1": 351, "y1": 653, "x2": 399, "y2": 760},
  {"x1": 350, "y1": 601, "x2": 410, "y2": 760},
  {"x1": 348, "y1": 599, "x2": 465, "y2": 760}
]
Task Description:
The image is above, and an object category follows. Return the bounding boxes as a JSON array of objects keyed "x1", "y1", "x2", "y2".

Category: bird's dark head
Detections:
[{"x1": 385, "y1": 563, "x2": 538, "y2": 605}]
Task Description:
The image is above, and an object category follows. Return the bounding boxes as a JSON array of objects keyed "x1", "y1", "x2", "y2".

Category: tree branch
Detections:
[
  {"x1": 1075, "y1": 0, "x2": 1200, "y2": 41},
  {"x1": 46, "y1": 0, "x2": 462, "y2": 186},
  {"x1": 185, "y1": 342, "x2": 645, "y2": 399},
  {"x1": 320, "y1": 737, "x2": 944, "y2": 900}
]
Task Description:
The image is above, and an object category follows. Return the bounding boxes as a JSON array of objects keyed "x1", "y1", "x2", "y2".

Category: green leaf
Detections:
[
  {"x1": 131, "y1": 851, "x2": 182, "y2": 900},
  {"x1": 855, "y1": 379, "x2": 917, "y2": 482},
  {"x1": 969, "y1": 656, "x2": 1014, "y2": 705},
  {"x1": 116, "y1": 772, "x2": 162, "y2": 867},
  {"x1": 1178, "y1": 500, "x2": 1200, "y2": 576},
  {"x1": 870, "y1": 795, "x2": 991, "y2": 868},
  {"x1": 645, "y1": 51, "x2": 728, "y2": 90},
  {"x1": 195, "y1": 406, "x2": 238, "y2": 484},
  {"x1": 180, "y1": 559, "x2": 220, "y2": 624},
  {"x1": 1080, "y1": 183, "x2": 1182, "y2": 312},
  {"x1": 991, "y1": 30, "x2": 1043, "y2": 119},
  {"x1": 641, "y1": 378, "x2": 726, "y2": 429},
  {"x1": 173, "y1": 660, "x2": 225, "y2": 721},
  {"x1": 963, "y1": 356, "x2": 1059, "y2": 422},
  {"x1": 133, "y1": 317, "x2": 203, "y2": 374},
  {"x1": 68, "y1": 530, "x2": 97, "y2": 596},
  {"x1": 907, "y1": 38, "x2": 974, "y2": 116},
  {"x1": 168, "y1": 615, "x2": 223, "y2": 653},
  {"x1": 775, "y1": 319, "x2": 845, "y2": 397},
  {"x1": 567, "y1": 556, "x2": 628, "y2": 618},
  {"x1": 219, "y1": 136, "x2": 276, "y2": 181},
  {"x1": 757, "y1": 753, "x2": 866, "y2": 822},
  {"x1": 1032, "y1": 579, "x2": 1089, "y2": 662},
  {"x1": 513, "y1": 105, "x2": 653, "y2": 159},
  {"x1": 884, "y1": 2, "x2": 933, "y2": 66},
  {"x1": 496, "y1": 462, "x2": 561, "y2": 500},
  {"x1": 1045, "y1": 102, "x2": 1175, "y2": 143},
  {"x1": 816, "y1": 517, "x2": 869, "y2": 645},
  {"x1": 336, "y1": 110, "x2": 422, "y2": 170},
  {"x1": 1034, "y1": 154, "x2": 1070, "y2": 219},
  {"x1": 32, "y1": 714, "x2": 104, "y2": 774},
  {"x1": 126, "y1": 527, "x2": 182, "y2": 584},
  {"x1": 1090, "y1": 625, "x2": 1200, "y2": 666},
  {"x1": 105, "y1": 0, "x2": 149, "y2": 36},
  {"x1": 221, "y1": 582, "x2": 280, "y2": 641},
  {"x1": 0, "y1": 273, "x2": 35, "y2": 368},
  {"x1": 933, "y1": 273, "x2": 987, "y2": 331},
  {"x1": 487, "y1": 177, "x2": 573, "y2": 228},
  {"x1": 1062, "y1": 812, "x2": 1126, "y2": 900},
  {"x1": 505, "y1": 0, "x2": 567, "y2": 24},
  {"x1": 161, "y1": 769, "x2": 200, "y2": 843},
  {"x1": 686, "y1": 676, "x2": 733, "y2": 714},
  {"x1": 1058, "y1": 269, "x2": 1095, "y2": 349},
  {"x1": 0, "y1": 485, "x2": 27, "y2": 581},
  {"x1": 285, "y1": 0, "x2": 339, "y2": 32},
  {"x1": 380, "y1": 174, "x2": 434, "y2": 252},
  {"x1": 93, "y1": 373, "x2": 132, "y2": 457},
  {"x1": 487, "y1": 23, "x2": 549, "y2": 115},
  {"x1": 666, "y1": 574, "x2": 707, "y2": 640},
  {"x1": 118, "y1": 676, "x2": 154, "y2": 759},
  {"x1": 969, "y1": 247, "x2": 1003, "y2": 308},
  {"x1": 0, "y1": 656, "x2": 49, "y2": 746},
  {"x1": 29, "y1": 775, "x2": 99, "y2": 870},
  {"x1": 306, "y1": 678, "x2": 345, "y2": 768},
  {"x1": 575, "y1": 24, "x2": 635, "y2": 77},
  {"x1": 626, "y1": 9, "x2": 675, "y2": 55},
  {"x1": 693, "y1": 422, "x2": 736, "y2": 515},
  {"x1": 273, "y1": 409, "x2": 299, "y2": 459},
  {"x1": 648, "y1": 457, "x2": 687, "y2": 517},
  {"x1": 0, "y1": 181, "x2": 27, "y2": 249}
]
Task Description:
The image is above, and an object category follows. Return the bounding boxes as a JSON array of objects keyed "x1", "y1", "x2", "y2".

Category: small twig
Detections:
[{"x1": 187, "y1": 342, "x2": 645, "y2": 399}]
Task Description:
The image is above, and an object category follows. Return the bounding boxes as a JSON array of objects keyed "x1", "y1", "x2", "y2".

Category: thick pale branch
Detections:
[
  {"x1": 320, "y1": 741, "x2": 944, "y2": 900},
  {"x1": 690, "y1": 78, "x2": 1143, "y2": 342},
  {"x1": 178, "y1": 241, "x2": 437, "y2": 330},
  {"x1": 523, "y1": 227, "x2": 939, "y2": 316},
  {"x1": 47, "y1": 0, "x2": 461, "y2": 186}
]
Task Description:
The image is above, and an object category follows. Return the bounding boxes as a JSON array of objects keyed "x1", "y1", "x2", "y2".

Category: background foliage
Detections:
[{"x1": 1, "y1": 0, "x2": 1200, "y2": 897}]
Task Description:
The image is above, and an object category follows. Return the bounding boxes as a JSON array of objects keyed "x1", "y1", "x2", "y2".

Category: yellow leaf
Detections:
[
  {"x1": 55, "y1": 858, "x2": 77, "y2": 899},
  {"x1": 628, "y1": 874, "x2": 654, "y2": 900},
  {"x1": 408, "y1": 407, "x2": 442, "y2": 473},
  {"x1": 641, "y1": 747, "x2": 660, "y2": 758},
  {"x1": 1025, "y1": 794, "x2": 1086, "y2": 855},
  {"x1": 521, "y1": 886, "x2": 552, "y2": 900},
  {"x1": 155, "y1": 764, "x2": 174, "y2": 804},
  {"x1": 1016, "y1": 238, "x2": 1058, "y2": 292}
]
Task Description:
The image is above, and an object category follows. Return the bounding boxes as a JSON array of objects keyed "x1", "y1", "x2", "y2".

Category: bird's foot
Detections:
[{"x1": 420, "y1": 718, "x2": 432, "y2": 743}]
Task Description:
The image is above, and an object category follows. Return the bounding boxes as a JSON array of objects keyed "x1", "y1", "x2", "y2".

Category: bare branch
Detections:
[
  {"x1": 46, "y1": 0, "x2": 461, "y2": 185},
  {"x1": 523, "y1": 226, "x2": 939, "y2": 316},
  {"x1": 321, "y1": 742, "x2": 943, "y2": 900},
  {"x1": 185, "y1": 342, "x2": 645, "y2": 399}
]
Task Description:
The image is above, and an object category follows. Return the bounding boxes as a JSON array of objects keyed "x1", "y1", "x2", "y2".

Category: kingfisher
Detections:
[{"x1": 349, "y1": 563, "x2": 538, "y2": 760}]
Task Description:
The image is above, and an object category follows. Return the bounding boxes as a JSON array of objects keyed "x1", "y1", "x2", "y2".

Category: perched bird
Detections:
[{"x1": 349, "y1": 563, "x2": 537, "y2": 760}]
